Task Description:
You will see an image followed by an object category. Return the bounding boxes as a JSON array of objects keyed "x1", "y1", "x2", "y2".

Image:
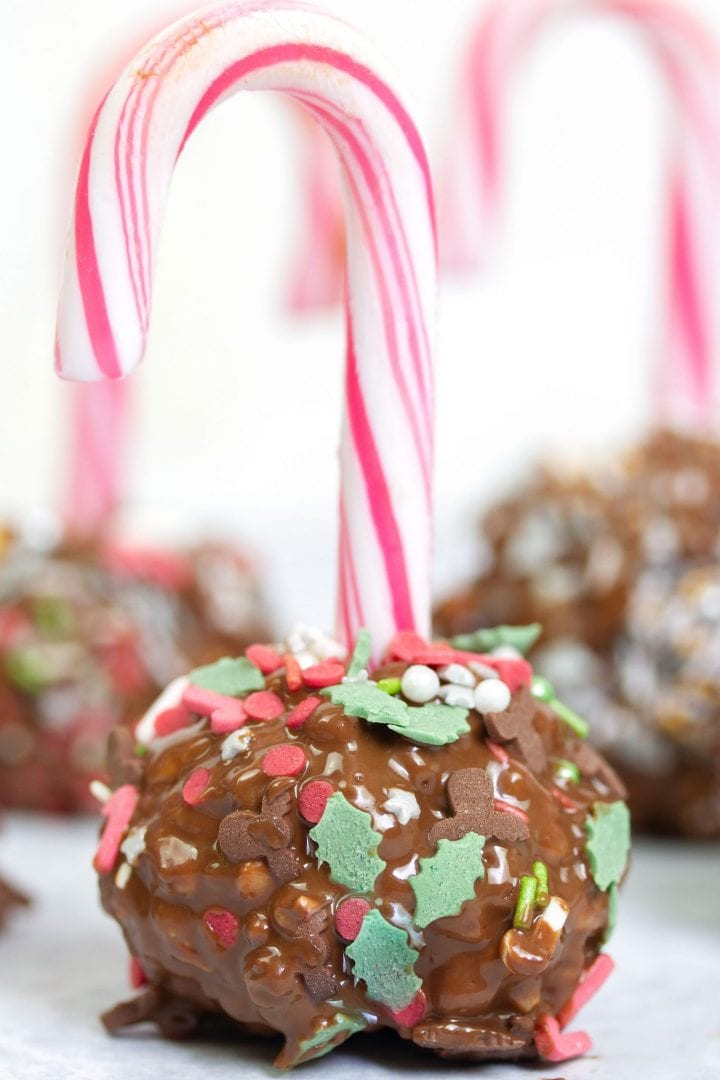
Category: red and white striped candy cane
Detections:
[
  {"x1": 440, "y1": 0, "x2": 720, "y2": 426},
  {"x1": 55, "y1": 0, "x2": 437, "y2": 652}
]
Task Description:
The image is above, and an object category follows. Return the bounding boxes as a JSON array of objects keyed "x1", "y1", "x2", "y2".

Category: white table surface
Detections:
[{"x1": 0, "y1": 814, "x2": 718, "y2": 1080}]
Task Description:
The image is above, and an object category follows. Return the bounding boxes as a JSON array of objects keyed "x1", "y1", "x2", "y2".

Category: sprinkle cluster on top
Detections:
[{"x1": 93, "y1": 622, "x2": 630, "y2": 1067}]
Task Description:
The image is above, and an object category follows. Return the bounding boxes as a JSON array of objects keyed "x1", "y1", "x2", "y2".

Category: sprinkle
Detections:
[
  {"x1": 244, "y1": 691, "x2": 285, "y2": 722},
  {"x1": 485, "y1": 658, "x2": 532, "y2": 693},
  {"x1": 283, "y1": 653, "x2": 303, "y2": 691},
  {"x1": 389, "y1": 990, "x2": 427, "y2": 1028},
  {"x1": 210, "y1": 700, "x2": 247, "y2": 734},
  {"x1": 430, "y1": 769, "x2": 529, "y2": 845},
  {"x1": 382, "y1": 788, "x2": 420, "y2": 825},
  {"x1": 94, "y1": 785, "x2": 139, "y2": 874},
  {"x1": 513, "y1": 874, "x2": 538, "y2": 930},
  {"x1": 494, "y1": 799, "x2": 529, "y2": 824},
  {"x1": 410, "y1": 833, "x2": 486, "y2": 928},
  {"x1": 411, "y1": 646, "x2": 457, "y2": 666},
  {"x1": 346, "y1": 629, "x2": 372, "y2": 678},
  {"x1": 189, "y1": 656, "x2": 264, "y2": 696},
  {"x1": 485, "y1": 740, "x2": 509, "y2": 765},
  {"x1": 532, "y1": 860, "x2": 549, "y2": 908},
  {"x1": 334, "y1": 896, "x2": 371, "y2": 941},
  {"x1": 437, "y1": 663, "x2": 474, "y2": 687},
  {"x1": 450, "y1": 624, "x2": 542, "y2": 656},
  {"x1": 310, "y1": 792, "x2": 385, "y2": 893},
  {"x1": 303, "y1": 661, "x2": 346, "y2": 688},
  {"x1": 286, "y1": 696, "x2": 322, "y2": 729},
  {"x1": 120, "y1": 826, "x2": 147, "y2": 866},
  {"x1": 554, "y1": 758, "x2": 581, "y2": 785},
  {"x1": 531, "y1": 675, "x2": 554, "y2": 702},
  {"x1": 534, "y1": 1015, "x2": 592, "y2": 1063},
  {"x1": 438, "y1": 684, "x2": 475, "y2": 709},
  {"x1": 245, "y1": 644, "x2": 283, "y2": 674},
  {"x1": 552, "y1": 786, "x2": 580, "y2": 811},
  {"x1": 129, "y1": 957, "x2": 147, "y2": 989},
  {"x1": 557, "y1": 954, "x2": 615, "y2": 1029},
  {"x1": 376, "y1": 677, "x2": 401, "y2": 695},
  {"x1": 531, "y1": 675, "x2": 589, "y2": 738},
  {"x1": 604, "y1": 883, "x2": 619, "y2": 944},
  {"x1": 584, "y1": 802, "x2": 631, "y2": 891},
  {"x1": 389, "y1": 702, "x2": 470, "y2": 746},
  {"x1": 261, "y1": 744, "x2": 306, "y2": 777},
  {"x1": 346, "y1": 909, "x2": 421, "y2": 1010},
  {"x1": 154, "y1": 706, "x2": 193, "y2": 737},
  {"x1": 182, "y1": 767, "x2": 211, "y2": 806},
  {"x1": 299, "y1": 779, "x2": 335, "y2": 823},
  {"x1": 473, "y1": 679, "x2": 511, "y2": 714},
  {"x1": 182, "y1": 684, "x2": 237, "y2": 717},
  {"x1": 203, "y1": 909, "x2": 239, "y2": 949},
  {"x1": 221, "y1": 729, "x2": 252, "y2": 762},
  {"x1": 387, "y1": 631, "x2": 430, "y2": 662},
  {"x1": 89, "y1": 780, "x2": 112, "y2": 804},
  {"x1": 114, "y1": 863, "x2": 132, "y2": 890}
]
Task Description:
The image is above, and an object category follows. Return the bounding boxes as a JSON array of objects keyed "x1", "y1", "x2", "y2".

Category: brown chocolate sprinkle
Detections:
[
  {"x1": 485, "y1": 686, "x2": 547, "y2": 774},
  {"x1": 295, "y1": 907, "x2": 340, "y2": 1001},
  {"x1": 218, "y1": 782, "x2": 300, "y2": 883},
  {"x1": 107, "y1": 727, "x2": 145, "y2": 789},
  {"x1": 429, "y1": 767, "x2": 530, "y2": 845},
  {"x1": 574, "y1": 741, "x2": 627, "y2": 801}
]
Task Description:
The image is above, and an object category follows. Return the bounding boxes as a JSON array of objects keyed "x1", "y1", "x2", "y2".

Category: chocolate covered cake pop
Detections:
[
  {"x1": 95, "y1": 627, "x2": 627, "y2": 1066},
  {"x1": 435, "y1": 430, "x2": 720, "y2": 836},
  {"x1": 0, "y1": 527, "x2": 267, "y2": 812}
]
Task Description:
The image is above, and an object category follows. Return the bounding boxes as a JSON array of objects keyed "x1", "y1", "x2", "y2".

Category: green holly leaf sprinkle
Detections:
[
  {"x1": 290, "y1": 1012, "x2": 367, "y2": 1066},
  {"x1": 346, "y1": 628, "x2": 372, "y2": 678},
  {"x1": 346, "y1": 909, "x2": 421, "y2": 1010},
  {"x1": 389, "y1": 703, "x2": 470, "y2": 746},
  {"x1": 450, "y1": 623, "x2": 542, "y2": 656},
  {"x1": 410, "y1": 833, "x2": 486, "y2": 928},
  {"x1": 603, "y1": 882, "x2": 619, "y2": 945},
  {"x1": 309, "y1": 792, "x2": 385, "y2": 893},
  {"x1": 188, "y1": 656, "x2": 264, "y2": 696},
  {"x1": 322, "y1": 681, "x2": 410, "y2": 727},
  {"x1": 585, "y1": 801, "x2": 631, "y2": 891}
]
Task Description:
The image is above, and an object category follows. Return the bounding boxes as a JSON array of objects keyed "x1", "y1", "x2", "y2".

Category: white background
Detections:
[{"x1": 2, "y1": 0, "x2": 720, "y2": 629}]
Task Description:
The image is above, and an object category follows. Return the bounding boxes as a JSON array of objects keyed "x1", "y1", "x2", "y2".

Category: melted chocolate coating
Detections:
[
  {"x1": 435, "y1": 430, "x2": 720, "y2": 837},
  {"x1": 0, "y1": 530, "x2": 268, "y2": 812},
  {"x1": 97, "y1": 648, "x2": 622, "y2": 1067}
]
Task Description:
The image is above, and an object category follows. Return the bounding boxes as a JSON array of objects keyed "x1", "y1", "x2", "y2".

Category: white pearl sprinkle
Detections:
[
  {"x1": 474, "y1": 679, "x2": 511, "y2": 714},
  {"x1": 437, "y1": 663, "x2": 475, "y2": 688},
  {"x1": 401, "y1": 664, "x2": 440, "y2": 703}
]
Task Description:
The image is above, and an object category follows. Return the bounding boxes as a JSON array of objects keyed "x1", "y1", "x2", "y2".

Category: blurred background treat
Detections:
[{"x1": 434, "y1": 0, "x2": 720, "y2": 837}]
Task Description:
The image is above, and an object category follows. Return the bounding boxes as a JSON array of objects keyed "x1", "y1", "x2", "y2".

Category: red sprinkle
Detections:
[
  {"x1": 534, "y1": 1015, "x2": 592, "y2": 1063},
  {"x1": 557, "y1": 954, "x2": 615, "y2": 1029},
  {"x1": 182, "y1": 767, "x2": 211, "y2": 806},
  {"x1": 129, "y1": 956, "x2": 147, "y2": 989},
  {"x1": 262, "y1": 744, "x2": 307, "y2": 778},
  {"x1": 412, "y1": 647, "x2": 457, "y2": 666},
  {"x1": 286, "y1": 696, "x2": 322, "y2": 730},
  {"x1": 299, "y1": 779, "x2": 335, "y2": 823},
  {"x1": 552, "y1": 786, "x2": 580, "y2": 812},
  {"x1": 154, "y1": 706, "x2": 193, "y2": 738},
  {"x1": 283, "y1": 653, "x2": 303, "y2": 692},
  {"x1": 203, "y1": 909, "x2": 239, "y2": 949},
  {"x1": 302, "y1": 661, "x2": 345, "y2": 688},
  {"x1": 246, "y1": 644, "x2": 283, "y2": 674},
  {"x1": 389, "y1": 990, "x2": 427, "y2": 1028},
  {"x1": 494, "y1": 798, "x2": 530, "y2": 824},
  {"x1": 211, "y1": 701, "x2": 247, "y2": 734},
  {"x1": 485, "y1": 739, "x2": 509, "y2": 765},
  {"x1": 334, "y1": 896, "x2": 370, "y2": 941},
  {"x1": 487, "y1": 657, "x2": 533, "y2": 692},
  {"x1": 183, "y1": 684, "x2": 238, "y2": 717},
  {"x1": 244, "y1": 691, "x2": 285, "y2": 722},
  {"x1": 94, "y1": 785, "x2": 139, "y2": 874},
  {"x1": 387, "y1": 631, "x2": 430, "y2": 662}
]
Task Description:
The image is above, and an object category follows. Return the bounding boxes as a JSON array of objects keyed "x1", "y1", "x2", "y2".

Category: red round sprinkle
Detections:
[
  {"x1": 129, "y1": 956, "x2": 147, "y2": 989},
  {"x1": 154, "y1": 706, "x2": 193, "y2": 738},
  {"x1": 203, "y1": 909, "x2": 239, "y2": 949},
  {"x1": 211, "y1": 701, "x2": 247, "y2": 734},
  {"x1": 390, "y1": 990, "x2": 427, "y2": 1028},
  {"x1": 261, "y1": 744, "x2": 306, "y2": 777},
  {"x1": 283, "y1": 652, "x2": 303, "y2": 692},
  {"x1": 183, "y1": 685, "x2": 237, "y2": 717},
  {"x1": 246, "y1": 644, "x2": 283, "y2": 674},
  {"x1": 182, "y1": 767, "x2": 211, "y2": 806},
  {"x1": 298, "y1": 778, "x2": 334, "y2": 823},
  {"x1": 334, "y1": 896, "x2": 370, "y2": 941},
  {"x1": 286, "y1": 695, "x2": 322, "y2": 730},
  {"x1": 244, "y1": 691, "x2": 285, "y2": 722},
  {"x1": 302, "y1": 661, "x2": 345, "y2": 688}
]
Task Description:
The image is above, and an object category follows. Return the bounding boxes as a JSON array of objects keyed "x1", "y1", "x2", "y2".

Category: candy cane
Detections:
[
  {"x1": 61, "y1": 380, "x2": 131, "y2": 535},
  {"x1": 55, "y1": 0, "x2": 437, "y2": 652},
  {"x1": 440, "y1": 0, "x2": 720, "y2": 426},
  {"x1": 285, "y1": 109, "x2": 345, "y2": 313}
]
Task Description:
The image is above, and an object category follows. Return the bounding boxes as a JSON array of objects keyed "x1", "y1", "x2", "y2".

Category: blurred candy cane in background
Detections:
[{"x1": 440, "y1": 0, "x2": 720, "y2": 428}]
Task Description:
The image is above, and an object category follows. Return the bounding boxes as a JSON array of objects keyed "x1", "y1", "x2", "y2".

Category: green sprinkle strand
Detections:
[
  {"x1": 347, "y1": 629, "x2": 372, "y2": 678},
  {"x1": 377, "y1": 677, "x2": 402, "y2": 695},
  {"x1": 513, "y1": 875, "x2": 538, "y2": 930},
  {"x1": 532, "y1": 861, "x2": 549, "y2": 909}
]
